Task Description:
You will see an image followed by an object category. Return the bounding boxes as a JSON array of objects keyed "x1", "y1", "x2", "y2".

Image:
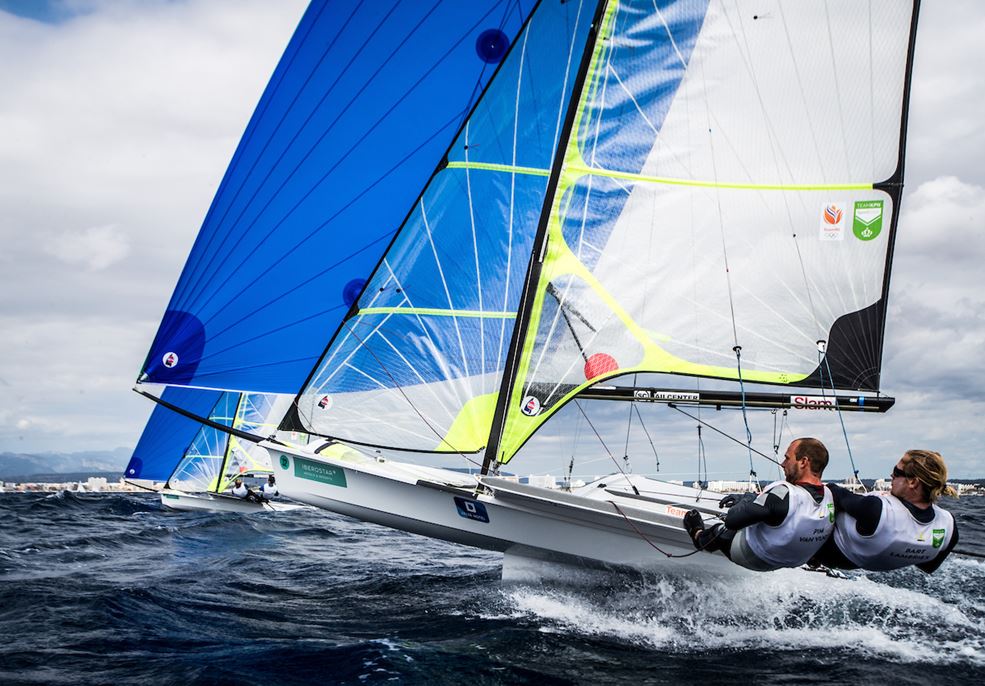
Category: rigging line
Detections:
[
  {"x1": 633, "y1": 403, "x2": 660, "y2": 472},
  {"x1": 819, "y1": 343, "x2": 865, "y2": 490},
  {"x1": 733, "y1": 345, "x2": 758, "y2": 485},
  {"x1": 572, "y1": 400, "x2": 639, "y2": 495},
  {"x1": 338, "y1": 319, "x2": 472, "y2": 461},
  {"x1": 697, "y1": 424, "x2": 707, "y2": 490},
  {"x1": 669, "y1": 403, "x2": 782, "y2": 468},
  {"x1": 622, "y1": 390, "x2": 633, "y2": 472},
  {"x1": 610, "y1": 501, "x2": 724, "y2": 559}
]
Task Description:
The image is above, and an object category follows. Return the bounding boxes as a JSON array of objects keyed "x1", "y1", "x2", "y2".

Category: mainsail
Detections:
[{"x1": 486, "y1": 0, "x2": 919, "y2": 464}]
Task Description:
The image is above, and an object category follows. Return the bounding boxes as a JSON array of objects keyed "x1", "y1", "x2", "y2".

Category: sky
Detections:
[{"x1": 0, "y1": 0, "x2": 982, "y2": 480}]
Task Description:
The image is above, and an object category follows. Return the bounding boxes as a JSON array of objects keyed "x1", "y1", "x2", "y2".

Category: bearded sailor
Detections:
[
  {"x1": 811, "y1": 450, "x2": 958, "y2": 573},
  {"x1": 684, "y1": 438, "x2": 835, "y2": 572}
]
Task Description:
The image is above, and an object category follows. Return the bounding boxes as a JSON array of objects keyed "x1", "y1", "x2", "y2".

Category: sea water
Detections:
[{"x1": 1, "y1": 492, "x2": 982, "y2": 684}]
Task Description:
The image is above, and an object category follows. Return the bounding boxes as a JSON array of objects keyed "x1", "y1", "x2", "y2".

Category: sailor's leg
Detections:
[{"x1": 696, "y1": 524, "x2": 735, "y2": 557}]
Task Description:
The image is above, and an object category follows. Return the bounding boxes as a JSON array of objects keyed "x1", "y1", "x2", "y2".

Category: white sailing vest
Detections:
[
  {"x1": 744, "y1": 481, "x2": 835, "y2": 568},
  {"x1": 261, "y1": 482, "x2": 278, "y2": 497},
  {"x1": 232, "y1": 483, "x2": 248, "y2": 497},
  {"x1": 834, "y1": 494, "x2": 954, "y2": 571}
]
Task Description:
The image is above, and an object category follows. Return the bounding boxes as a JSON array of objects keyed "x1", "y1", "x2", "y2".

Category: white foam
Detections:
[{"x1": 496, "y1": 558, "x2": 985, "y2": 664}]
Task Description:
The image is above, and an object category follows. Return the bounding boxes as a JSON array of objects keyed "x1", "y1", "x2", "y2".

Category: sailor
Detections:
[
  {"x1": 231, "y1": 477, "x2": 262, "y2": 503},
  {"x1": 684, "y1": 437, "x2": 835, "y2": 571},
  {"x1": 811, "y1": 450, "x2": 958, "y2": 573},
  {"x1": 259, "y1": 474, "x2": 278, "y2": 501}
]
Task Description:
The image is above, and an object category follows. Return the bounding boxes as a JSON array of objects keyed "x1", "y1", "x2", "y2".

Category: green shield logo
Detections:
[
  {"x1": 853, "y1": 200, "x2": 884, "y2": 241},
  {"x1": 279, "y1": 455, "x2": 290, "y2": 470},
  {"x1": 932, "y1": 528, "x2": 946, "y2": 549}
]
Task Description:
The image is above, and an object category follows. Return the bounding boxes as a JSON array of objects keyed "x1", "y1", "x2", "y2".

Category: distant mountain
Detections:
[{"x1": 0, "y1": 448, "x2": 130, "y2": 480}]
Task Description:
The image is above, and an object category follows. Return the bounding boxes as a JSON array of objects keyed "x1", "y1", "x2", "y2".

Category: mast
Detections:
[
  {"x1": 483, "y1": 0, "x2": 610, "y2": 474},
  {"x1": 212, "y1": 393, "x2": 244, "y2": 494}
]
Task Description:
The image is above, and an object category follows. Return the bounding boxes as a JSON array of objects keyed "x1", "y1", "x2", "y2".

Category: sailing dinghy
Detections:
[
  {"x1": 135, "y1": 0, "x2": 921, "y2": 572},
  {"x1": 126, "y1": 389, "x2": 302, "y2": 512}
]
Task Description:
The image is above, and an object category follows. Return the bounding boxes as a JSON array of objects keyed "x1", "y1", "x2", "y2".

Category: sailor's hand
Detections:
[{"x1": 718, "y1": 494, "x2": 738, "y2": 509}]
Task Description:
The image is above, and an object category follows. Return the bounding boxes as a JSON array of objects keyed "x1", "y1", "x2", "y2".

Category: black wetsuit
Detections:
[
  {"x1": 811, "y1": 484, "x2": 959, "y2": 573},
  {"x1": 697, "y1": 482, "x2": 826, "y2": 559}
]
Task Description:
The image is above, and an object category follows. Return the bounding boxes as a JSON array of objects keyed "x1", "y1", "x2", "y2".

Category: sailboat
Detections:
[
  {"x1": 126, "y1": 389, "x2": 303, "y2": 512},
  {"x1": 134, "y1": 0, "x2": 921, "y2": 572}
]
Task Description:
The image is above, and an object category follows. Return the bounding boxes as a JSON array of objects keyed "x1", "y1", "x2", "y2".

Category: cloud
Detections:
[{"x1": 42, "y1": 224, "x2": 130, "y2": 271}]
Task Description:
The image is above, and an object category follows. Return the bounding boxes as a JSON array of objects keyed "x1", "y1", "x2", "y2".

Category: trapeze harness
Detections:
[
  {"x1": 728, "y1": 481, "x2": 834, "y2": 571},
  {"x1": 832, "y1": 492, "x2": 956, "y2": 572}
]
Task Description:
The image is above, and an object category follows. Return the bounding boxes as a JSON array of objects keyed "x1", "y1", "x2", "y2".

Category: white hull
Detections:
[
  {"x1": 160, "y1": 489, "x2": 299, "y2": 513},
  {"x1": 263, "y1": 442, "x2": 743, "y2": 575}
]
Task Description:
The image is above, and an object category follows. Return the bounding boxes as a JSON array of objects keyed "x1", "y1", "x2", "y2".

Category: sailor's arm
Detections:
[
  {"x1": 723, "y1": 484, "x2": 788, "y2": 529},
  {"x1": 827, "y1": 483, "x2": 883, "y2": 536},
  {"x1": 916, "y1": 524, "x2": 959, "y2": 574}
]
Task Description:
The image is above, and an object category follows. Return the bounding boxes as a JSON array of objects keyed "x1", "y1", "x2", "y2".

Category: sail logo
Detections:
[
  {"x1": 634, "y1": 390, "x2": 652, "y2": 400},
  {"x1": 790, "y1": 395, "x2": 835, "y2": 410},
  {"x1": 933, "y1": 528, "x2": 946, "y2": 548},
  {"x1": 317, "y1": 395, "x2": 332, "y2": 410},
  {"x1": 819, "y1": 204, "x2": 844, "y2": 241},
  {"x1": 162, "y1": 352, "x2": 178, "y2": 368},
  {"x1": 520, "y1": 395, "x2": 542, "y2": 416},
  {"x1": 853, "y1": 200, "x2": 884, "y2": 241},
  {"x1": 454, "y1": 496, "x2": 490, "y2": 523}
]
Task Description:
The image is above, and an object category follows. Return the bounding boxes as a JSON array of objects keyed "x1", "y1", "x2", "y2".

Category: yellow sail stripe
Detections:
[
  {"x1": 445, "y1": 161, "x2": 550, "y2": 177},
  {"x1": 445, "y1": 159, "x2": 872, "y2": 192},
  {"x1": 563, "y1": 162, "x2": 874, "y2": 192},
  {"x1": 358, "y1": 307, "x2": 516, "y2": 319}
]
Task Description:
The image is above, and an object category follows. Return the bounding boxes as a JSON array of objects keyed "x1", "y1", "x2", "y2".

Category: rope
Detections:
[
  {"x1": 573, "y1": 401, "x2": 639, "y2": 495},
  {"x1": 733, "y1": 345, "x2": 759, "y2": 490},
  {"x1": 696, "y1": 425, "x2": 708, "y2": 490},
  {"x1": 818, "y1": 341, "x2": 866, "y2": 491},
  {"x1": 670, "y1": 404, "x2": 782, "y2": 467},
  {"x1": 622, "y1": 400, "x2": 634, "y2": 473},
  {"x1": 633, "y1": 403, "x2": 660, "y2": 472},
  {"x1": 771, "y1": 408, "x2": 788, "y2": 480},
  {"x1": 610, "y1": 501, "x2": 725, "y2": 559}
]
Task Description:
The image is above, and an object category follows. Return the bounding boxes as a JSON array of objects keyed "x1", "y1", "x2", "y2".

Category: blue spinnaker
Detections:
[
  {"x1": 124, "y1": 387, "x2": 222, "y2": 481},
  {"x1": 141, "y1": 0, "x2": 538, "y2": 393}
]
